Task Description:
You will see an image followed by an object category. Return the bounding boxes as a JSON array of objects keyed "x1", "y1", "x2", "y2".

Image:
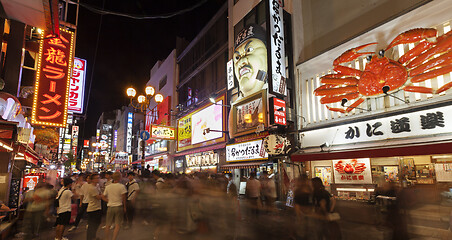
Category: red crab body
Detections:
[{"x1": 314, "y1": 28, "x2": 452, "y2": 113}]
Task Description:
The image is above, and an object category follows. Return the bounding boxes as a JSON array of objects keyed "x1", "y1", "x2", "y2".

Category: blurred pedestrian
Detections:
[
  {"x1": 22, "y1": 182, "x2": 50, "y2": 239},
  {"x1": 261, "y1": 171, "x2": 277, "y2": 213},
  {"x1": 294, "y1": 175, "x2": 314, "y2": 239},
  {"x1": 312, "y1": 177, "x2": 341, "y2": 240},
  {"x1": 245, "y1": 172, "x2": 261, "y2": 218},
  {"x1": 55, "y1": 177, "x2": 74, "y2": 240},
  {"x1": 103, "y1": 172, "x2": 127, "y2": 240},
  {"x1": 124, "y1": 171, "x2": 140, "y2": 229},
  {"x1": 86, "y1": 173, "x2": 103, "y2": 240}
]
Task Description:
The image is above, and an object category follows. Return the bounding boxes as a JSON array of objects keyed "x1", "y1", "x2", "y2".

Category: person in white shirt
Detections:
[
  {"x1": 102, "y1": 172, "x2": 127, "y2": 240},
  {"x1": 124, "y1": 172, "x2": 140, "y2": 229},
  {"x1": 86, "y1": 173, "x2": 103, "y2": 240},
  {"x1": 55, "y1": 177, "x2": 74, "y2": 240},
  {"x1": 245, "y1": 172, "x2": 261, "y2": 217},
  {"x1": 69, "y1": 174, "x2": 89, "y2": 231}
]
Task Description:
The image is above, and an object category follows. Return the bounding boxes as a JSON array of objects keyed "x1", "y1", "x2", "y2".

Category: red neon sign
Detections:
[{"x1": 32, "y1": 28, "x2": 75, "y2": 127}]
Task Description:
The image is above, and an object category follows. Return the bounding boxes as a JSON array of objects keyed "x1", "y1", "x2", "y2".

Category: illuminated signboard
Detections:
[
  {"x1": 231, "y1": 90, "x2": 268, "y2": 137},
  {"x1": 151, "y1": 125, "x2": 175, "y2": 140},
  {"x1": 177, "y1": 94, "x2": 227, "y2": 152},
  {"x1": 83, "y1": 140, "x2": 89, "y2": 148},
  {"x1": 269, "y1": 97, "x2": 286, "y2": 125},
  {"x1": 226, "y1": 139, "x2": 268, "y2": 162},
  {"x1": 191, "y1": 100, "x2": 223, "y2": 144},
  {"x1": 267, "y1": 0, "x2": 287, "y2": 96},
  {"x1": 68, "y1": 57, "x2": 86, "y2": 114},
  {"x1": 114, "y1": 130, "x2": 117, "y2": 148},
  {"x1": 127, "y1": 112, "x2": 133, "y2": 153},
  {"x1": 32, "y1": 28, "x2": 75, "y2": 127},
  {"x1": 332, "y1": 158, "x2": 372, "y2": 184},
  {"x1": 71, "y1": 125, "x2": 79, "y2": 154}
]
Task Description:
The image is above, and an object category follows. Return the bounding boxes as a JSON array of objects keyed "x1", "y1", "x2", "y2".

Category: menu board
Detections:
[{"x1": 435, "y1": 163, "x2": 452, "y2": 182}]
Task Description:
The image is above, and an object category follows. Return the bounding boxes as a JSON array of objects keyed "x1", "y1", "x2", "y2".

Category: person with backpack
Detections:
[
  {"x1": 55, "y1": 177, "x2": 74, "y2": 240},
  {"x1": 124, "y1": 172, "x2": 139, "y2": 229}
]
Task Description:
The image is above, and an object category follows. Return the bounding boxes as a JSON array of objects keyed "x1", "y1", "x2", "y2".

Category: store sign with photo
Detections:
[{"x1": 332, "y1": 158, "x2": 372, "y2": 184}]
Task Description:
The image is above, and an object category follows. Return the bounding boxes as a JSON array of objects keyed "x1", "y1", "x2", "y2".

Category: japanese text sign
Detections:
[
  {"x1": 269, "y1": 97, "x2": 286, "y2": 125},
  {"x1": 127, "y1": 112, "x2": 133, "y2": 153},
  {"x1": 301, "y1": 105, "x2": 452, "y2": 148},
  {"x1": 226, "y1": 139, "x2": 268, "y2": 162},
  {"x1": 68, "y1": 57, "x2": 86, "y2": 114},
  {"x1": 32, "y1": 28, "x2": 75, "y2": 127},
  {"x1": 151, "y1": 125, "x2": 175, "y2": 140},
  {"x1": 268, "y1": 0, "x2": 287, "y2": 96},
  {"x1": 332, "y1": 158, "x2": 372, "y2": 184},
  {"x1": 177, "y1": 114, "x2": 192, "y2": 150}
]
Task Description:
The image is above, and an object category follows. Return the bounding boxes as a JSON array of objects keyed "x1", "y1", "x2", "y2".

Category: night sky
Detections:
[{"x1": 75, "y1": 0, "x2": 226, "y2": 140}]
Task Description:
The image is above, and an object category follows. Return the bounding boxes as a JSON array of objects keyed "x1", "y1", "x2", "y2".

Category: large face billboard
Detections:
[{"x1": 32, "y1": 28, "x2": 75, "y2": 127}]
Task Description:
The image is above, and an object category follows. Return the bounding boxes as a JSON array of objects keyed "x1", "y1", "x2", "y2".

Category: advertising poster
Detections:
[
  {"x1": 191, "y1": 101, "x2": 223, "y2": 144},
  {"x1": 314, "y1": 166, "x2": 332, "y2": 186},
  {"x1": 384, "y1": 166, "x2": 399, "y2": 182},
  {"x1": 333, "y1": 158, "x2": 372, "y2": 184},
  {"x1": 151, "y1": 125, "x2": 175, "y2": 140},
  {"x1": 435, "y1": 164, "x2": 452, "y2": 182},
  {"x1": 236, "y1": 98, "x2": 263, "y2": 132},
  {"x1": 23, "y1": 176, "x2": 39, "y2": 190},
  {"x1": 177, "y1": 114, "x2": 192, "y2": 150}
]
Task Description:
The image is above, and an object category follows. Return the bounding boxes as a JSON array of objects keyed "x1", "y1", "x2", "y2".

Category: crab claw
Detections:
[
  {"x1": 333, "y1": 43, "x2": 377, "y2": 66},
  {"x1": 386, "y1": 28, "x2": 437, "y2": 51}
]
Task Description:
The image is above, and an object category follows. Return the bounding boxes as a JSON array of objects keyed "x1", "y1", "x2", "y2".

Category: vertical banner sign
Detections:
[
  {"x1": 227, "y1": 59, "x2": 234, "y2": 90},
  {"x1": 71, "y1": 125, "x2": 79, "y2": 155},
  {"x1": 269, "y1": 97, "x2": 286, "y2": 125},
  {"x1": 32, "y1": 28, "x2": 75, "y2": 127},
  {"x1": 268, "y1": 0, "x2": 287, "y2": 96},
  {"x1": 68, "y1": 57, "x2": 86, "y2": 114},
  {"x1": 127, "y1": 112, "x2": 133, "y2": 153}
]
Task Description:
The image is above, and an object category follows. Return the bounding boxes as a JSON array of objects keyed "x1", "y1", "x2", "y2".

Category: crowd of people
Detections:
[{"x1": 14, "y1": 167, "x2": 348, "y2": 240}]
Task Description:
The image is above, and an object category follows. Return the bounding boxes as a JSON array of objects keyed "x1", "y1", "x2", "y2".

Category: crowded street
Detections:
[{"x1": 0, "y1": 0, "x2": 452, "y2": 239}]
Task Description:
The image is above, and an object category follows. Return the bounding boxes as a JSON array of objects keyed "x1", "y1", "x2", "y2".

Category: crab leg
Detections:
[
  {"x1": 398, "y1": 41, "x2": 433, "y2": 64},
  {"x1": 346, "y1": 98, "x2": 365, "y2": 112},
  {"x1": 314, "y1": 86, "x2": 358, "y2": 96},
  {"x1": 403, "y1": 85, "x2": 433, "y2": 94},
  {"x1": 334, "y1": 65, "x2": 362, "y2": 77},
  {"x1": 321, "y1": 77, "x2": 359, "y2": 85},
  {"x1": 411, "y1": 64, "x2": 452, "y2": 83},
  {"x1": 321, "y1": 73, "x2": 344, "y2": 79},
  {"x1": 409, "y1": 51, "x2": 452, "y2": 76},
  {"x1": 320, "y1": 93, "x2": 360, "y2": 104},
  {"x1": 407, "y1": 31, "x2": 452, "y2": 68},
  {"x1": 333, "y1": 43, "x2": 377, "y2": 65},
  {"x1": 326, "y1": 105, "x2": 347, "y2": 114},
  {"x1": 436, "y1": 81, "x2": 452, "y2": 94},
  {"x1": 386, "y1": 28, "x2": 437, "y2": 51}
]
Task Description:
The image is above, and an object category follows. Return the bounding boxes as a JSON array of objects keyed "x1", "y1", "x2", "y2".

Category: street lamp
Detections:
[{"x1": 126, "y1": 85, "x2": 165, "y2": 170}]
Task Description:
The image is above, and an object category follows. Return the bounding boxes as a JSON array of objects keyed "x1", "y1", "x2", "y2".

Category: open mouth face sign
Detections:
[{"x1": 314, "y1": 28, "x2": 452, "y2": 113}]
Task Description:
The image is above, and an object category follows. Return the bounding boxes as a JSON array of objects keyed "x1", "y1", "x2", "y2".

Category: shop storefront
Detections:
[
  {"x1": 292, "y1": 0, "x2": 452, "y2": 233},
  {"x1": 185, "y1": 151, "x2": 219, "y2": 173}
]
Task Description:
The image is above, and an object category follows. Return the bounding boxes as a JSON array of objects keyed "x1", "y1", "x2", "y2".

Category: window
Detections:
[{"x1": 159, "y1": 76, "x2": 167, "y2": 90}]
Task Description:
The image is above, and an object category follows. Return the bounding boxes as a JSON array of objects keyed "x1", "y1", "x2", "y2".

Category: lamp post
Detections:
[{"x1": 126, "y1": 86, "x2": 164, "y2": 170}]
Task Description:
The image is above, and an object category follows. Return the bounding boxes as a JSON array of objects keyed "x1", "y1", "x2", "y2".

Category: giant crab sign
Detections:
[{"x1": 314, "y1": 28, "x2": 452, "y2": 113}]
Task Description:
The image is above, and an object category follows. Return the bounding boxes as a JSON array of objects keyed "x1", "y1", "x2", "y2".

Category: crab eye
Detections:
[
  {"x1": 366, "y1": 55, "x2": 372, "y2": 61},
  {"x1": 379, "y1": 50, "x2": 385, "y2": 57}
]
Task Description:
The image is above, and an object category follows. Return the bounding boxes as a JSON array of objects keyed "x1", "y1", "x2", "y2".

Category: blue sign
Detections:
[{"x1": 140, "y1": 130, "x2": 150, "y2": 140}]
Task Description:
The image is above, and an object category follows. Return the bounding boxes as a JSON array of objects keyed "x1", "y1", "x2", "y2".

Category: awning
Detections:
[
  {"x1": 145, "y1": 152, "x2": 169, "y2": 161},
  {"x1": 291, "y1": 141, "x2": 452, "y2": 162},
  {"x1": 220, "y1": 161, "x2": 269, "y2": 170},
  {"x1": 174, "y1": 143, "x2": 226, "y2": 157}
]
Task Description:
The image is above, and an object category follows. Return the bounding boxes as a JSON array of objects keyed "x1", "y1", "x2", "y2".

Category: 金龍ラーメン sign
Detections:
[
  {"x1": 151, "y1": 125, "x2": 175, "y2": 140},
  {"x1": 32, "y1": 28, "x2": 75, "y2": 127},
  {"x1": 68, "y1": 57, "x2": 86, "y2": 114}
]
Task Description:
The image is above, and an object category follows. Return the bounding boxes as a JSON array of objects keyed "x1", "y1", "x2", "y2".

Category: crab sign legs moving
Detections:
[{"x1": 314, "y1": 28, "x2": 452, "y2": 113}]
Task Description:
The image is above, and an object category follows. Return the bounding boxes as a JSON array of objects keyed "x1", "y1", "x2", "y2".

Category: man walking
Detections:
[
  {"x1": 103, "y1": 172, "x2": 127, "y2": 240},
  {"x1": 245, "y1": 172, "x2": 261, "y2": 218},
  {"x1": 55, "y1": 177, "x2": 74, "y2": 240},
  {"x1": 124, "y1": 172, "x2": 139, "y2": 229},
  {"x1": 69, "y1": 174, "x2": 89, "y2": 231},
  {"x1": 85, "y1": 173, "x2": 103, "y2": 240}
]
